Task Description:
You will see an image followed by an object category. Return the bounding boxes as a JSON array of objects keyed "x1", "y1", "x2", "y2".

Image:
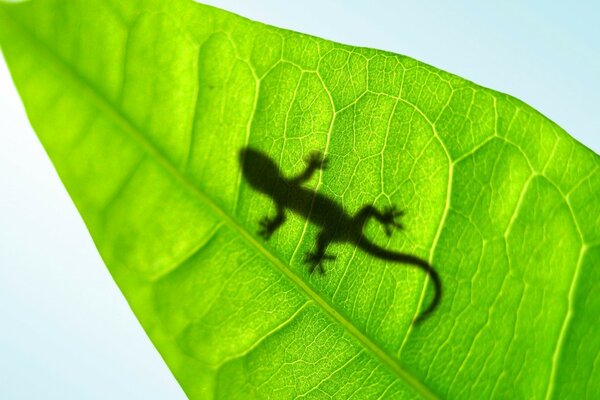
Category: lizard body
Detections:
[{"x1": 239, "y1": 147, "x2": 441, "y2": 323}]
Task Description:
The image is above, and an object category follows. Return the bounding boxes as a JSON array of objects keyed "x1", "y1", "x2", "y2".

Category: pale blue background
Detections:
[{"x1": 0, "y1": 1, "x2": 598, "y2": 398}]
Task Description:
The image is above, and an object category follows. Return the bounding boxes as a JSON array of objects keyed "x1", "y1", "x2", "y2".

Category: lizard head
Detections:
[{"x1": 239, "y1": 147, "x2": 280, "y2": 192}]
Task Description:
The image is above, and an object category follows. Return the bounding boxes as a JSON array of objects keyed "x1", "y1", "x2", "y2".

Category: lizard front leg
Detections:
[
  {"x1": 289, "y1": 151, "x2": 328, "y2": 185},
  {"x1": 257, "y1": 203, "x2": 286, "y2": 240},
  {"x1": 304, "y1": 230, "x2": 336, "y2": 274}
]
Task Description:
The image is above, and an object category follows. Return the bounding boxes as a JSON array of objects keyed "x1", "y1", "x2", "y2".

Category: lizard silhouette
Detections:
[{"x1": 239, "y1": 147, "x2": 441, "y2": 324}]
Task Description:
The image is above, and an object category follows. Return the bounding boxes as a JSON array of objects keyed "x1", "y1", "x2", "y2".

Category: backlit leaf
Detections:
[{"x1": 1, "y1": 0, "x2": 598, "y2": 398}]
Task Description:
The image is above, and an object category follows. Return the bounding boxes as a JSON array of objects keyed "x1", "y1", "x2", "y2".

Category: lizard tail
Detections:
[{"x1": 360, "y1": 239, "x2": 441, "y2": 325}]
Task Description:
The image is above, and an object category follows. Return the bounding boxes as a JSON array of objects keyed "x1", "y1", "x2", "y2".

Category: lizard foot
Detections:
[
  {"x1": 257, "y1": 216, "x2": 277, "y2": 240},
  {"x1": 305, "y1": 151, "x2": 329, "y2": 170},
  {"x1": 304, "y1": 252, "x2": 336, "y2": 275},
  {"x1": 381, "y1": 205, "x2": 405, "y2": 237}
]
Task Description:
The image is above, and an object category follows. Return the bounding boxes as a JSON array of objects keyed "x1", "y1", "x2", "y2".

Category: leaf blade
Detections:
[{"x1": 1, "y1": 0, "x2": 598, "y2": 398}]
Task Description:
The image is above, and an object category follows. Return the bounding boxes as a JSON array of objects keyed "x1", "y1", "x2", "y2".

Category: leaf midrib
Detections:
[{"x1": 1, "y1": 9, "x2": 439, "y2": 399}]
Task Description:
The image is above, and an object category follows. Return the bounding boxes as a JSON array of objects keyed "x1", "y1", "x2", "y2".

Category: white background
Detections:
[{"x1": 1, "y1": 1, "x2": 598, "y2": 398}]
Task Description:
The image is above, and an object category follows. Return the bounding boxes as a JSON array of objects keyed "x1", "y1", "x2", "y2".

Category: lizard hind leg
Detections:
[
  {"x1": 304, "y1": 231, "x2": 336, "y2": 275},
  {"x1": 354, "y1": 204, "x2": 405, "y2": 237}
]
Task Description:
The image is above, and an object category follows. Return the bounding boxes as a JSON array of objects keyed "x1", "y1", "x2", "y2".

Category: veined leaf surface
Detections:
[{"x1": 1, "y1": 0, "x2": 598, "y2": 398}]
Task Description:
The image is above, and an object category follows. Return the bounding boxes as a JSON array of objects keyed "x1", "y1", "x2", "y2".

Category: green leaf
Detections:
[{"x1": 1, "y1": 0, "x2": 598, "y2": 398}]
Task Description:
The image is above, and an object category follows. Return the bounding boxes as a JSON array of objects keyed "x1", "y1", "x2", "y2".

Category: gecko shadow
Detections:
[{"x1": 239, "y1": 147, "x2": 441, "y2": 324}]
